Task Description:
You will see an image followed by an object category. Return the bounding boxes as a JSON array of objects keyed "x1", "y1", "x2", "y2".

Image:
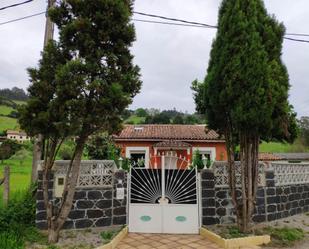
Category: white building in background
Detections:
[{"x1": 6, "y1": 130, "x2": 30, "y2": 143}]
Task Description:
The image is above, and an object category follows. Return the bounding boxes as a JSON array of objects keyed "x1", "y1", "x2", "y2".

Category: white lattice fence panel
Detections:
[
  {"x1": 272, "y1": 162, "x2": 309, "y2": 186},
  {"x1": 214, "y1": 162, "x2": 265, "y2": 187},
  {"x1": 53, "y1": 160, "x2": 116, "y2": 188}
]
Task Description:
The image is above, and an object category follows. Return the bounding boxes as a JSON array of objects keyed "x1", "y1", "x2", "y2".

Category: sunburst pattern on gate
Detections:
[{"x1": 130, "y1": 154, "x2": 197, "y2": 205}]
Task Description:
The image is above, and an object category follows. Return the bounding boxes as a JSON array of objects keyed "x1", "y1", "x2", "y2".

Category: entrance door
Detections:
[{"x1": 128, "y1": 155, "x2": 199, "y2": 234}]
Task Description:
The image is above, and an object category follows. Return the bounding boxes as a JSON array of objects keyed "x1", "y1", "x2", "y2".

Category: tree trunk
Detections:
[
  {"x1": 47, "y1": 135, "x2": 87, "y2": 243},
  {"x1": 31, "y1": 135, "x2": 43, "y2": 183},
  {"x1": 238, "y1": 132, "x2": 259, "y2": 233},
  {"x1": 225, "y1": 128, "x2": 241, "y2": 228}
]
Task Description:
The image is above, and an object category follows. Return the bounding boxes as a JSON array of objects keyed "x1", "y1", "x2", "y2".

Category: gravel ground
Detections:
[
  {"x1": 259, "y1": 213, "x2": 309, "y2": 249},
  {"x1": 26, "y1": 226, "x2": 123, "y2": 249}
]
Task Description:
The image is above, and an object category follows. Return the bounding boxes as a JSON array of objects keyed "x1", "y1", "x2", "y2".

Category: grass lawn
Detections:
[
  {"x1": 125, "y1": 115, "x2": 146, "y2": 124},
  {"x1": 260, "y1": 141, "x2": 309, "y2": 153},
  {"x1": 0, "y1": 105, "x2": 14, "y2": 116},
  {"x1": 0, "y1": 154, "x2": 32, "y2": 201},
  {"x1": 0, "y1": 116, "x2": 18, "y2": 132},
  {"x1": 259, "y1": 142, "x2": 293, "y2": 153}
]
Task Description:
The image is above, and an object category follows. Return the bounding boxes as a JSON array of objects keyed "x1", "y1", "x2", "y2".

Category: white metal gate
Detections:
[{"x1": 128, "y1": 154, "x2": 199, "y2": 234}]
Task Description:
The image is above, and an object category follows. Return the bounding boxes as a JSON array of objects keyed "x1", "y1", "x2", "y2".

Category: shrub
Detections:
[
  {"x1": 0, "y1": 231, "x2": 24, "y2": 249},
  {"x1": 86, "y1": 133, "x2": 120, "y2": 160},
  {"x1": 100, "y1": 230, "x2": 114, "y2": 242},
  {"x1": 0, "y1": 185, "x2": 36, "y2": 233},
  {"x1": 192, "y1": 150, "x2": 204, "y2": 170},
  {"x1": 0, "y1": 185, "x2": 37, "y2": 249},
  {"x1": 58, "y1": 140, "x2": 75, "y2": 160},
  {"x1": 262, "y1": 227, "x2": 305, "y2": 247},
  {"x1": 0, "y1": 139, "x2": 22, "y2": 163}
]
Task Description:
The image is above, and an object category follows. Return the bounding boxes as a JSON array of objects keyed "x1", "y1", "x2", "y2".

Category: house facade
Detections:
[
  {"x1": 6, "y1": 130, "x2": 30, "y2": 143},
  {"x1": 113, "y1": 124, "x2": 227, "y2": 169}
]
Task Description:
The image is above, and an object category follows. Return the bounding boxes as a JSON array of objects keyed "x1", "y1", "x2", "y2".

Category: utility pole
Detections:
[{"x1": 31, "y1": 0, "x2": 55, "y2": 183}]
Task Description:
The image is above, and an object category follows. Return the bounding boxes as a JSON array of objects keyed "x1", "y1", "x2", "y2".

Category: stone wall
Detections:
[
  {"x1": 36, "y1": 170, "x2": 127, "y2": 230},
  {"x1": 201, "y1": 166, "x2": 309, "y2": 226}
]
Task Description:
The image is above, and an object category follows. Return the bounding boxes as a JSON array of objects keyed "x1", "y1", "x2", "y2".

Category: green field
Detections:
[
  {"x1": 0, "y1": 116, "x2": 18, "y2": 132},
  {"x1": 260, "y1": 141, "x2": 309, "y2": 153},
  {"x1": 125, "y1": 115, "x2": 146, "y2": 124},
  {"x1": 0, "y1": 154, "x2": 32, "y2": 201},
  {"x1": 13, "y1": 100, "x2": 26, "y2": 105},
  {"x1": 0, "y1": 105, "x2": 14, "y2": 116}
]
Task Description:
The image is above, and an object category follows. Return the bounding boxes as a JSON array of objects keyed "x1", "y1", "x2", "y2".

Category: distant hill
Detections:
[
  {"x1": 123, "y1": 108, "x2": 206, "y2": 125},
  {"x1": 0, "y1": 87, "x2": 27, "y2": 133},
  {"x1": 0, "y1": 87, "x2": 28, "y2": 101}
]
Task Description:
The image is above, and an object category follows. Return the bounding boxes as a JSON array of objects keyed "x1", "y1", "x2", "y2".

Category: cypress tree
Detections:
[{"x1": 192, "y1": 0, "x2": 297, "y2": 232}]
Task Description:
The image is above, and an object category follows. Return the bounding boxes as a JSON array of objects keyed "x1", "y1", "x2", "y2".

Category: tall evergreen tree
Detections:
[
  {"x1": 192, "y1": 0, "x2": 297, "y2": 232},
  {"x1": 19, "y1": 0, "x2": 141, "y2": 242}
]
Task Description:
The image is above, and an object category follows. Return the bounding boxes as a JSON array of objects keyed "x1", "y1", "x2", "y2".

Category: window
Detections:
[
  {"x1": 192, "y1": 147, "x2": 216, "y2": 162},
  {"x1": 126, "y1": 147, "x2": 149, "y2": 168},
  {"x1": 130, "y1": 152, "x2": 146, "y2": 168}
]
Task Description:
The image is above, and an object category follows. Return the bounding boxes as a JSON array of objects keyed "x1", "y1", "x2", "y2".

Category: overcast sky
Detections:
[{"x1": 0, "y1": 0, "x2": 308, "y2": 116}]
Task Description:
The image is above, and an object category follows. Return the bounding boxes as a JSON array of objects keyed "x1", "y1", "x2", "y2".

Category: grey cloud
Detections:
[{"x1": 0, "y1": 0, "x2": 308, "y2": 116}]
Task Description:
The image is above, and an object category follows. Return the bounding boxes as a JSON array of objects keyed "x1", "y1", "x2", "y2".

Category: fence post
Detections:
[{"x1": 3, "y1": 166, "x2": 10, "y2": 206}]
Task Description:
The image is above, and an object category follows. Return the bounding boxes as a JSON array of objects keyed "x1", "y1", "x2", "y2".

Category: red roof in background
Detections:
[
  {"x1": 258, "y1": 152, "x2": 282, "y2": 161},
  {"x1": 114, "y1": 125, "x2": 224, "y2": 141}
]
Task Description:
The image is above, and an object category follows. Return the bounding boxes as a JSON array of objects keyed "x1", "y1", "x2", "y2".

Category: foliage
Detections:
[
  {"x1": 124, "y1": 108, "x2": 205, "y2": 124},
  {"x1": 100, "y1": 230, "x2": 114, "y2": 242},
  {"x1": 7, "y1": 110, "x2": 20, "y2": 119},
  {"x1": 173, "y1": 115, "x2": 184, "y2": 124},
  {"x1": 192, "y1": 150, "x2": 204, "y2": 170},
  {"x1": 0, "y1": 87, "x2": 28, "y2": 101},
  {"x1": 135, "y1": 108, "x2": 148, "y2": 117},
  {"x1": 0, "y1": 185, "x2": 36, "y2": 231},
  {"x1": 299, "y1": 116, "x2": 309, "y2": 147},
  {"x1": 261, "y1": 227, "x2": 304, "y2": 247},
  {"x1": 100, "y1": 227, "x2": 124, "y2": 244},
  {"x1": 0, "y1": 231, "x2": 24, "y2": 249},
  {"x1": 0, "y1": 139, "x2": 22, "y2": 162},
  {"x1": 145, "y1": 112, "x2": 171, "y2": 124},
  {"x1": 192, "y1": 0, "x2": 297, "y2": 232},
  {"x1": 19, "y1": 0, "x2": 141, "y2": 242},
  {"x1": 119, "y1": 157, "x2": 131, "y2": 171},
  {"x1": 58, "y1": 140, "x2": 75, "y2": 160},
  {"x1": 86, "y1": 133, "x2": 120, "y2": 160}
]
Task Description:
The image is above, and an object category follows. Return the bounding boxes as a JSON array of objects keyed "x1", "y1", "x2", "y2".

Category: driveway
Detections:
[{"x1": 116, "y1": 233, "x2": 221, "y2": 249}]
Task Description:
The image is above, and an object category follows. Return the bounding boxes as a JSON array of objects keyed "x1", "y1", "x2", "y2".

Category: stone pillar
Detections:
[
  {"x1": 36, "y1": 170, "x2": 54, "y2": 229},
  {"x1": 200, "y1": 169, "x2": 219, "y2": 225}
]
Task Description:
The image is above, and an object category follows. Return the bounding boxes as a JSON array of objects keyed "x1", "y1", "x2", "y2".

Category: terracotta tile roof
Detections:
[
  {"x1": 258, "y1": 153, "x2": 282, "y2": 161},
  {"x1": 153, "y1": 140, "x2": 192, "y2": 148},
  {"x1": 273, "y1": 153, "x2": 309, "y2": 161},
  {"x1": 6, "y1": 130, "x2": 27, "y2": 136},
  {"x1": 114, "y1": 125, "x2": 223, "y2": 141}
]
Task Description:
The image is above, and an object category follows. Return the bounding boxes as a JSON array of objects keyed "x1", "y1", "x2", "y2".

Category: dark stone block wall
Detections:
[
  {"x1": 201, "y1": 168, "x2": 309, "y2": 226},
  {"x1": 36, "y1": 170, "x2": 127, "y2": 230}
]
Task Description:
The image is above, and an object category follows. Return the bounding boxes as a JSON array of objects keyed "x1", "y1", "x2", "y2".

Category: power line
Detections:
[
  {"x1": 133, "y1": 12, "x2": 309, "y2": 43},
  {"x1": 0, "y1": 9, "x2": 309, "y2": 43},
  {"x1": 283, "y1": 37, "x2": 309, "y2": 43},
  {"x1": 0, "y1": 0, "x2": 33, "y2": 11},
  {"x1": 0, "y1": 11, "x2": 45, "y2": 26},
  {"x1": 286, "y1": 33, "x2": 309, "y2": 37},
  {"x1": 133, "y1": 18, "x2": 209, "y2": 29},
  {"x1": 133, "y1": 11, "x2": 217, "y2": 29}
]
